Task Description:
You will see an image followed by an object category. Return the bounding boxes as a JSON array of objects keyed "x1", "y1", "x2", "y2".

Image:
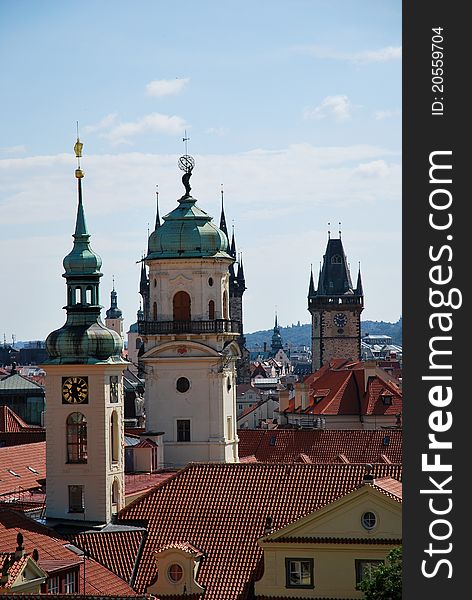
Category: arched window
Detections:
[
  {"x1": 75, "y1": 287, "x2": 81, "y2": 304},
  {"x1": 331, "y1": 254, "x2": 342, "y2": 264},
  {"x1": 67, "y1": 286, "x2": 72, "y2": 305},
  {"x1": 135, "y1": 337, "x2": 142, "y2": 349},
  {"x1": 223, "y1": 290, "x2": 228, "y2": 319},
  {"x1": 111, "y1": 411, "x2": 119, "y2": 463},
  {"x1": 66, "y1": 413, "x2": 87, "y2": 463},
  {"x1": 153, "y1": 301, "x2": 158, "y2": 320},
  {"x1": 85, "y1": 287, "x2": 92, "y2": 304},
  {"x1": 208, "y1": 300, "x2": 215, "y2": 320},
  {"x1": 173, "y1": 291, "x2": 191, "y2": 321},
  {"x1": 112, "y1": 479, "x2": 119, "y2": 506}
]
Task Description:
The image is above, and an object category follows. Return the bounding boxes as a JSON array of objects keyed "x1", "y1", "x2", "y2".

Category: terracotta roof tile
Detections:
[
  {"x1": 113, "y1": 462, "x2": 402, "y2": 599},
  {"x1": 0, "y1": 441, "x2": 46, "y2": 496},
  {"x1": 72, "y1": 529, "x2": 145, "y2": 585},
  {"x1": 0, "y1": 405, "x2": 33, "y2": 432},
  {"x1": 370, "y1": 477, "x2": 403, "y2": 500},
  {"x1": 0, "y1": 509, "x2": 135, "y2": 596},
  {"x1": 237, "y1": 429, "x2": 402, "y2": 464}
]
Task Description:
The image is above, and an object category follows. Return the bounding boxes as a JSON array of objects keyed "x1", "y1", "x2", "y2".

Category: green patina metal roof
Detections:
[
  {"x1": 147, "y1": 195, "x2": 231, "y2": 260},
  {"x1": 0, "y1": 373, "x2": 44, "y2": 392},
  {"x1": 62, "y1": 183, "x2": 102, "y2": 277}
]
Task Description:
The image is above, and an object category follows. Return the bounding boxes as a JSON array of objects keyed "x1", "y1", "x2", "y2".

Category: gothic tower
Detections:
[
  {"x1": 43, "y1": 139, "x2": 127, "y2": 524},
  {"x1": 219, "y1": 190, "x2": 250, "y2": 384},
  {"x1": 308, "y1": 235, "x2": 364, "y2": 371},
  {"x1": 139, "y1": 157, "x2": 241, "y2": 467}
]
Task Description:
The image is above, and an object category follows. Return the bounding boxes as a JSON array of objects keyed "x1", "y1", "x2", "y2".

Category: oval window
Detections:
[
  {"x1": 208, "y1": 277, "x2": 214, "y2": 286},
  {"x1": 168, "y1": 563, "x2": 183, "y2": 583},
  {"x1": 361, "y1": 511, "x2": 377, "y2": 530},
  {"x1": 176, "y1": 377, "x2": 190, "y2": 393}
]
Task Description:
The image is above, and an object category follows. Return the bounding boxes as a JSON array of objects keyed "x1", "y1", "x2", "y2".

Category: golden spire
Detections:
[{"x1": 74, "y1": 121, "x2": 84, "y2": 179}]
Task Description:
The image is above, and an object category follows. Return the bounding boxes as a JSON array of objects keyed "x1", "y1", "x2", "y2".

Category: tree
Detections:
[{"x1": 358, "y1": 546, "x2": 402, "y2": 600}]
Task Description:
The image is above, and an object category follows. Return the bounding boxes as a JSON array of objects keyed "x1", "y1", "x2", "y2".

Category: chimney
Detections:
[
  {"x1": 264, "y1": 515, "x2": 273, "y2": 536},
  {"x1": 362, "y1": 463, "x2": 374, "y2": 483},
  {"x1": 15, "y1": 532, "x2": 25, "y2": 559}
]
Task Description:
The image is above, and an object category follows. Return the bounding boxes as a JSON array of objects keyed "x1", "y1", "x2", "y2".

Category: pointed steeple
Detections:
[
  {"x1": 139, "y1": 257, "x2": 148, "y2": 297},
  {"x1": 230, "y1": 225, "x2": 237, "y2": 259},
  {"x1": 356, "y1": 263, "x2": 364, "y2": 296},
  {"x1": 271, "y1": 311, "x2": 283, "y2": 354},
  {"x1": 308, "y1": 266, "x2": 315, "y2": 297},
  {"x1": 237, "y1": 252, "x2": 246, "y2": 288},
  {"x1": 45, "y1": 134, "x2": 124, "y2": 365},
  {"x1": 155, "y1": 185, "x2": 161, "y2": 229},
  {"x1": 219, "y1": 185, "x2": 228, "y2": 238},
  {"x1": 316, "y1": 261, "x2": 324, "y2": 295},
  {"x1": 316, "y1": 236, "x2": 354, "y2": 296}
]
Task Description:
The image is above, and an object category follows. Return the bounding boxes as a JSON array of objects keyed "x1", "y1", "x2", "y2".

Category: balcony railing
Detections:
[{"x1": 138, "y1": 319, "x2": 241, "y2": 335}]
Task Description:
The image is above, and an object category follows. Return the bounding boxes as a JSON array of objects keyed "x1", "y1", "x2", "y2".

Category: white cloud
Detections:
[
  {"x1": 146, "y1": 78, "x2": 189, "y2": 97},
  {"x1": 0, "y1": 143, "x2": 401, "y2": 338},
  {"x1": 354, "y1": 160, "x2": 390, "y2": 178},
  {"x1": 0, "y1": 145, "x2": 27, "y2": 155},
  {"x1": 304, "y1": 95, "x2": 352, "y2": 121},
  {"x1": 375, "y1": 108, "x2": 401, "y2": 120},
  {"x1": 104, "y1": 113, "x2": 187, "y2": 145},
  {"x1": 295, "y1": 45, "x2": 402, "y2": 64},
  {"x1": 84, "y1": 113, "x2": 118, "y2": 133},
  {"x1": 205, "y1": 127, "x2": 227, "y2": 136}
]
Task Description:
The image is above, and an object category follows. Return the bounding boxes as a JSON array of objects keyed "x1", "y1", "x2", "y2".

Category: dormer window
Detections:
[
  {"x1": 382, "y1": 395, "x2": 393, "y2": 405},
  {"x1": 168, "y1": 563, "x2": 183, "y2": 583},
  {"x1": 331, "y1": 254, "x2": 342, "y2": 264}
]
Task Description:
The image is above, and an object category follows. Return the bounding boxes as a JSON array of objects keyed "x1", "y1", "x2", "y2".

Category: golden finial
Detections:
[{"x1": 74, "y1": 121, "x2": 84, "y2": 179}]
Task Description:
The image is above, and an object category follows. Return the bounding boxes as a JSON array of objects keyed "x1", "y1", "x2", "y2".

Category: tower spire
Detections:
[
  {"x1": 219, "y1": 184, "x2": 228, "y2": 237},
  {"x1": 155, "y1": 185, "x2": 161, "y2": 229},
  {"x1": 308, "y1": 264, "x2": 315, "y2": 297},
  {"x1": 356, "y1": 262, "x2": 364, "y2": 296}
]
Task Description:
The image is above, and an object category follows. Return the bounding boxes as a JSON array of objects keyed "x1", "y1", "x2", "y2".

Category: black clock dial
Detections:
[
  {"x1": 62, "y1": 376, "x2": 89, "y2": 404},
  {"x1": 333, "y1": 313, "x2": 347, "y2": 328}
]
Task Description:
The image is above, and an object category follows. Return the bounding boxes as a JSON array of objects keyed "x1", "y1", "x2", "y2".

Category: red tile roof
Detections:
[
  {"x1": 0, "y1": 405, "x2": 33, "y2": 432},
  {"x1": 0, "y1": 442, "x2": 46, "y2": 496},
  {"x1": 285, "y1": 362, "x2": 402, "y2": 418},
  {"x1": 238, "y1": 429, "x2": 402, "y2": 464},
  {"x1": 371, "y1": 477, "x2": 403, "y2": 500},
  {"x1": 112, "y1": 462, "x2": 402, "y2": 599},
  {"x1": 1, "y1": 553, "x2": 32, "y2": 587},
  {"x1": 0, "y1": 509, "x2": 135, "y2": 596},
  {"x1": 72, "y1": 529, "x2": 145, "y2": 586}
]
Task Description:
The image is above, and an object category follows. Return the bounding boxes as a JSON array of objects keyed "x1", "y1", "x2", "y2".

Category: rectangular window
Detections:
[
  {"x1": 227, "y1": 416, "x2": 232, "y2": 440},
  {"x1": 285, "y1": 558, "x2": 314, "y2": 588},
  {"x1": 110, "y1": 376, "x2": 119, "y2": 403},
  {"x1": 48, "y1": 576, "x2": 60, "y2": 593},
  {"x1": 64, "y1": 571, "x2": 76, "y2": 593},
  {"x1": 355, "y1": 559, "x2": 384, "y2": 585},
  {"x1": 68, "y1": 485, "x2": 84, "y2": 513},
  {"x1": 177, "y1": 419, "x2": 191, "y2": 442}
]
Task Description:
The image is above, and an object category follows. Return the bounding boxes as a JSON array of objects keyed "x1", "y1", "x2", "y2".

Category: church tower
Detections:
[
  {"x1": 43, "y1": 138, "x2": 127, "y2": 524},
  {"x1": 139, "y1": 156, "x2": 241, "y2": 467},
  {"x1": 219, "y1": 189, "x2": 250, "y2": 384},
  {"x1": 308, "y1": 234, "x2": 364, "y2": 371},
  {"x1": 105, "y1": 281, "x2": 124, "y2": 345}
]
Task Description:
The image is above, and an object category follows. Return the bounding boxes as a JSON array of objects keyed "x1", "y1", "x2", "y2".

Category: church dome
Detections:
[
  {"x1": 46, "y1": 319, "x2": 123, "y2": 364},
  {"x1": 147, "y1": 195, "x2": 230, "y2": 260}
]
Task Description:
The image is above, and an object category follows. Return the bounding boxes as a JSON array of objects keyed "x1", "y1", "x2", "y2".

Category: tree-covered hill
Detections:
[{"x1": 245, "y1": 317, "x2": 402, "y2": 349}]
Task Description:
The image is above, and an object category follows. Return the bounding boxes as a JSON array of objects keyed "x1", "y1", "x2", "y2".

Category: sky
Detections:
[{"x1": 0, "y1": 0, "x2": 401, "y2": 342}]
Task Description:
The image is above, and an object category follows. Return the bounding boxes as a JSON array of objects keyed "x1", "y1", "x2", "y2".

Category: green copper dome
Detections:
[
  {"x1": 45, "y1": 160, "x2": 125, "y2": 365},
  {"x1": 46, "y1": 318, "x2": 124, "y2": 365},
  {"x1": 147, "y1": 195, "x2": 231, "y2": 260}
]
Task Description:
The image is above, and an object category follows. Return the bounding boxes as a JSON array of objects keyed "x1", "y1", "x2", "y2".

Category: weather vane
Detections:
[
  {"x1": 74, "y1": 121, "x2": 84, "y2": 179},
  {"x1": 178, "y1": 131, "x2": 195, "y2": 198}
]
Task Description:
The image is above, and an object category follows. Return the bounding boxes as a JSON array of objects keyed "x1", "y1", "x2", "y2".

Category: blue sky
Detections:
[{"x1": 0, "y1": 0, "x2": 401, "y2": 341}]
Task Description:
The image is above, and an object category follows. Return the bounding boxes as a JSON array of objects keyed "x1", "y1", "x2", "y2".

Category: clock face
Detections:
[
  {"x1": 62, "y1": 376, "x2": 89, "y2": 404},
  {"x1": 333, "y1": 313, "x2": 347, "y2": 328}
]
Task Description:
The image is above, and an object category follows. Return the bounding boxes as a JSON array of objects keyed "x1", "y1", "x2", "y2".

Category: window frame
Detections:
[
  {"x1": 176, "y1": 419, "x2": 191, "y2": 442},
  {"x1": 361, "y1": 511, "x2": 377, "y2": 530},
  {"x1": 66, "y1": 412, "x2": 87, "y2": 464},
  {"x1": 355, "y1": 559, "x2": 384, "y2": 585},
  {"x1": 68, "y1": 485, "x2": 84, "y2": 514},
  {"x1": 167, "y1": 563, "x2": 184, "y2": 583},
  {"x1": 64, "y1": 570, "x2": 76, "y2": 593},
  {"x1": 285, "y1": 557, "x2": 314, "y2": 589},
  {"x1": 47, "y1": 575, "x2": 60, "y2": 593}
]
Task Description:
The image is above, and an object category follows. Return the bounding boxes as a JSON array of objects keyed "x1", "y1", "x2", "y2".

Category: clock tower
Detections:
[
  {"x1": 308, "y1": 235, "x2": 364, "y2": 371},
  {"x1": 43, "y1": 139, "x2": 127, "y2": 524},
  {"x1": 139, "y1": 156, "x2": 241, "y2": 467}
]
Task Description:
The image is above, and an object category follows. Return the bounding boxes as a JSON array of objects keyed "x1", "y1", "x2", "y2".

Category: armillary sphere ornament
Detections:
[{"x1": 178, "y1": 154, "x2": 195, "y2": 173}]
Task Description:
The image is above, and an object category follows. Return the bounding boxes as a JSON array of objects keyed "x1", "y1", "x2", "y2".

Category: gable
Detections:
[
  {"x1": 266, "y1": 486, "x2": 401, "y2": 542},
  {"x1": 142, "y1": 340, "x2": 221, "y2": 360}
]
